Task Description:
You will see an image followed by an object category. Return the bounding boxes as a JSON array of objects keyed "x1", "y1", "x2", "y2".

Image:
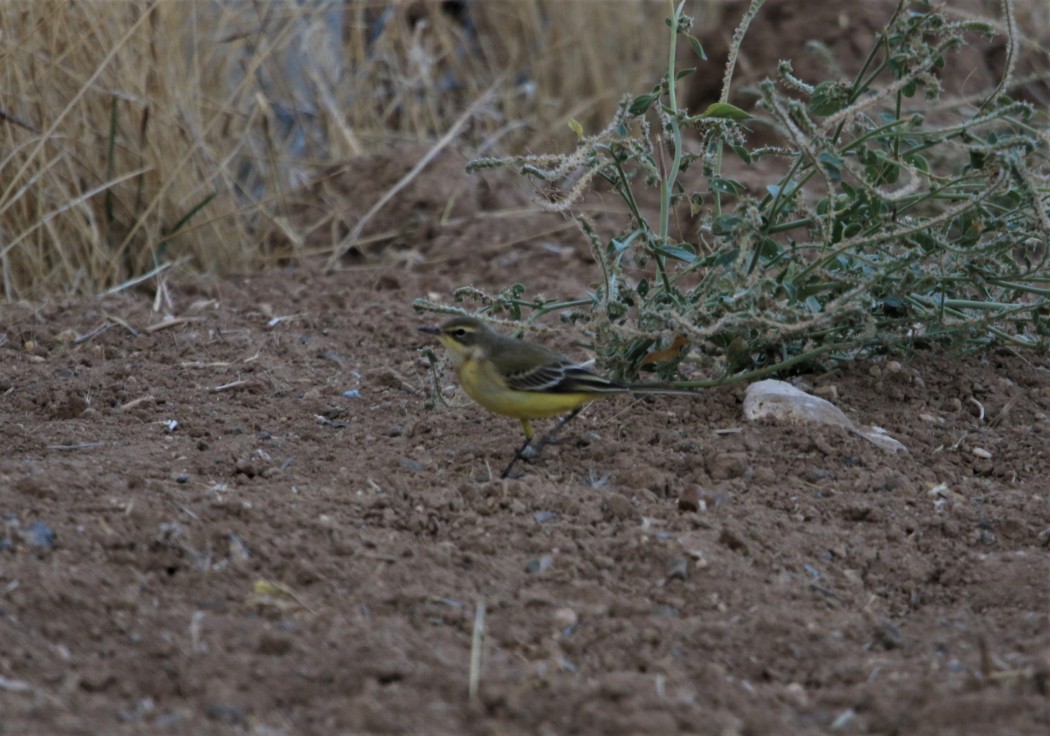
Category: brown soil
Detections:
[
  {"x1": 3, "y1": 163, "x2": 1049, "y2": 735},
  {"x1": 3, "y1": 2, "x2": 1050, "y2": 734}
]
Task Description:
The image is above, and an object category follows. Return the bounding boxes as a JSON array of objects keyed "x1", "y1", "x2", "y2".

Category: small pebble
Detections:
[
  {"x1": 343, "y1": 389, "x2": 361, "y2": 399},
  {"x1": 26, "y1": 521, "x2": 55, "y2": 549},
  {"x1": 552, "y1": 607, "x2": 577, "y2": 630},
  {"x1": 320, "y1": 351, "x2": 345, "y2": 366},
  {"x1": 153, "y1": 713, "x2": 184, "y2": 729},
  {"x1": 651, "y1": 604, "x2": 680, "y2": 618},
  {"x1": 206, "y1": 704, "x2": 245, "y2": 725},
  {"x1": 874, "y1": 618, "x2": 903, "y2": 649},
  {"x1": 525, "y1": 555, "x2": 553, "y2": 574},
  {"x1": 831, "y1": 708, "x2": 857, "y2": 731},
  {"x1": 665, "y1": 556, "x2": 689, "y2": 582},
  {"x1": 784, "y1": 682, "x2": 809, "y2": 707},
  {"x1": 228, "y1": 534, "x2": 251, "y2": 561},
  {"x1": 533, "y1": 510, "x2": 557, "y2": 523}
]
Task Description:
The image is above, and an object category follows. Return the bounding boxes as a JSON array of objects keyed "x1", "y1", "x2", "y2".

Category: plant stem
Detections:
[{"x1": 654, "y1": 0, "x2": 687, "y2": 294}]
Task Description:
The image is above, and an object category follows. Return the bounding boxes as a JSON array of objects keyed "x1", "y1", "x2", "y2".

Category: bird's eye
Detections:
[{"x1": 453, "y1": 328, "x2": 467, "y2": 337}]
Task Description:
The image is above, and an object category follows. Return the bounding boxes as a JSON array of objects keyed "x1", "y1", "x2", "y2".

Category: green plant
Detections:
[{"x1": 423, "y1": 0, "x2": 1049, "y2": 385}]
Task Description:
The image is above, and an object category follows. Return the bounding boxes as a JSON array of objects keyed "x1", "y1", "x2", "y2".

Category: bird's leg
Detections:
[
  {"x1": 532, "y1": 407, "x2": 583, "y2": 455},
  {"x1": 500, "y1": 436, "x2": 534, "y2": 479},
  {"x1": 500, "y1": 419, "x2": 535, "y2": 479},
  {"x1": 500, "y1": 409, "x2": 584, "y2": 479}
]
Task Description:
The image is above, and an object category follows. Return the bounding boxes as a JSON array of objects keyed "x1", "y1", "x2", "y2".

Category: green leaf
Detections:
[
  {"x1": 866, "y1": 158, "x2": 899, "y2": 185},
  {"x1": 905, "y1": 153, "x2": 929, "y2": 172},
  {"x1": 687, "y1": 34, "x2": 707, "y2": 60},
  {"x1": 817, "y1": 151, "x2": 844, "y2": 181},
  {"x1": 568, "y1": 118, "x2": 584, "y2": 138},
  {"x1": 652, "y1": 241, "x2": 697, "y2": 262},
  {"x1": 689, "y1": 192, "x2": 704, "y2": 217},
  {"x1": 675, "y1": 67, "x2": 697, "y2": 80},
  {"x1": 759, "y1": 238, "x2": 781, "y2": 258},
  {"x1": 629, "y1": 93, "x2": 659, "y2": 116},
  {"x1": 712, "y1": 215, "x2": 743, "y2": 236},
  {"x1": 699, "y1": 102, "x2": 751, "y2": 121},
  {"x1": 710, "y1": 177, "x2": 746, "y2": 196},
  {"x1": 767, "y1": 182, "x2": 797, "y2": 199},
  {"x1": 809, "y1": 81, "x2": 849, "y2": 116},
  {"x1": 609, "y1": 230, "x2": 642, "y2": 256}
]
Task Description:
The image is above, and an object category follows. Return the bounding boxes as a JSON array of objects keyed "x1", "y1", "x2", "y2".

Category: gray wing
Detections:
[
  {"x1": 489, "y1": 335, "x2": 626, "y2": 394},
  {"x1": 505, "y1": 360, "x2": 626, "y2": 394}
]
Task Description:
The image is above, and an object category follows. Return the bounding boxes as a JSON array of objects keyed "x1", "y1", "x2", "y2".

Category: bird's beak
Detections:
[{"x1": 418, "y1": 326, "x2": 441, "y2": 335}]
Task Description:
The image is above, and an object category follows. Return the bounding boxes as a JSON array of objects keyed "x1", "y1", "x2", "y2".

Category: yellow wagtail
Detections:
[{"x1": 420, "y1": 316, "x2": 696, "y2": 478}]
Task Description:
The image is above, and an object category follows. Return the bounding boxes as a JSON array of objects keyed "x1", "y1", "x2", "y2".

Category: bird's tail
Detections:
[
  {"x1": 624, "y1": 383, "x2": 700, "y2": 397},
  {"x1": 560, "y1": 371, "x2": 698, "y2": 396},
  {"x1": 554, "y1": 364, "x2": 699, "y2": 396}
]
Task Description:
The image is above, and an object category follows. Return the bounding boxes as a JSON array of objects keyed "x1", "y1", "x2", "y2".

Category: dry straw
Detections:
[{"x1": 0, "y1": 0, "x2": 677, "y2": 300}]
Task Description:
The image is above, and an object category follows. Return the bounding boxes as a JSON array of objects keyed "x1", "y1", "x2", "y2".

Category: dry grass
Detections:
[{"x1": 0, "y1": 0, "x2": 700, "y2": 300}]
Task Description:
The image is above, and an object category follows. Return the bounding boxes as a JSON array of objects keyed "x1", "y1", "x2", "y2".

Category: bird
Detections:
[{"x1": 419, "y1": 315, "x2": 696, "y2": 478}]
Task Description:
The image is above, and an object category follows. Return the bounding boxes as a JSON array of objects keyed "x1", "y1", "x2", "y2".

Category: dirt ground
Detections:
[
  {"x1": 3, "y1": 166, "x2": 1049, "y2": 735},
  {"x1": 3, "y1": 1, "x2": 1050, "y2": 734}
]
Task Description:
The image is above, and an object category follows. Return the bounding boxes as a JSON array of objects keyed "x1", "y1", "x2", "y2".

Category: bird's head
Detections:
[{"x1": 419, "y1": 316, "x2": 495, "y2": 364}]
